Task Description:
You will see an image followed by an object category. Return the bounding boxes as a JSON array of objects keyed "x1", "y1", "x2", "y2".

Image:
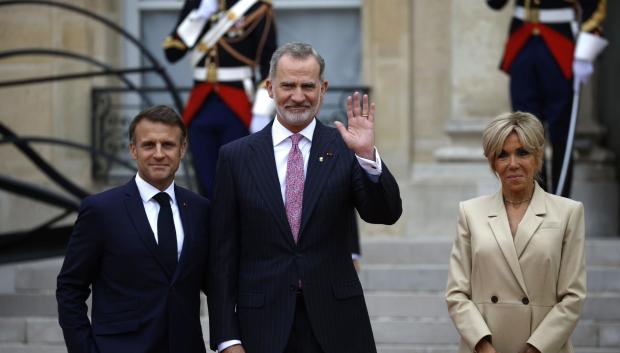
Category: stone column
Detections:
[
  {"x1": 360, "y1": 0, "x2": 413, "y2": 235},
  {"x1": 0, "y1": 1, "x2": 121, "y2": 232},
  {"x1": 404, "y1": 2, "x2": 510, "y2": 237},
  {"x1": 405, "y1": 1, "x2": 617, "y2": 237}
]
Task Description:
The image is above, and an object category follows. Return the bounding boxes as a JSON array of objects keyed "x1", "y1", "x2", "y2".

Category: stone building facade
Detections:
[{"x1": 1, "y1": 0, "x2": 618, "y2": 238}]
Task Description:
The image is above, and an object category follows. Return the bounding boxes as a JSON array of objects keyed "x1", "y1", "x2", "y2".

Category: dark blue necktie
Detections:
[{"x1": 153, "y1": 192, "x2": 177, "y2": 273}]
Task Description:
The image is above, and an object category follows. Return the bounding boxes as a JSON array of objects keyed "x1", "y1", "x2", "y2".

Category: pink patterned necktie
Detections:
[{"x1": 285, "y1": 133, "x2": 304, "y2": 242}]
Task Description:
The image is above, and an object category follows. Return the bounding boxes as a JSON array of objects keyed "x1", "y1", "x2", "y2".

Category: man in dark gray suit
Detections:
[
  {"x1": 208, "y1": 42, "x2": 402, "y2": 353},
  {"x1": 57, "y1": 106, "x2": 210, "y2": 353}
]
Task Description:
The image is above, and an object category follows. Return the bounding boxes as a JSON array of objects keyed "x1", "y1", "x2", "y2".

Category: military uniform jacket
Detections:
[
  {"x1": 164, "y1": 0, "x2": 277, "y2": 127},
  {"x1": 487, "y1": 0, "x2": 606, "y2": 79}
]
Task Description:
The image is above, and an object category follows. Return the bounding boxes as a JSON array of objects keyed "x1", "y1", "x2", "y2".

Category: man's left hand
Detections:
[{"x1": 335, "y1": 92, "x2": 376, "y2": 161}]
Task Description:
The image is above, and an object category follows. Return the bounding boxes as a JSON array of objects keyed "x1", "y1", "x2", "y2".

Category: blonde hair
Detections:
[{"x1": 482, "y1": 111, "x2": 545, "y2": 173}]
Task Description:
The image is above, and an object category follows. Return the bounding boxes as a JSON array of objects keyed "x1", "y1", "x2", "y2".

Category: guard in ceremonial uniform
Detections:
[
  {"x1": 487, "y1": 0, "x2": 606, "y2": 196},
  {"x1": 163, "y1": 0, "x2": 277, "y2": 198}
]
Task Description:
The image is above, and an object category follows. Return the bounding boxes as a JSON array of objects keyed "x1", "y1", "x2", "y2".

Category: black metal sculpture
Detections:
[
  {"x1": 0, "y1": 0, "x2": 369, "y2": 264},
  {"x1": 0, "y1": 0, "x2": 186, "y2": 263}
]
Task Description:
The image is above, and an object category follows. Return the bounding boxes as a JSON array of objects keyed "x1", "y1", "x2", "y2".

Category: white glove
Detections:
[
  {"x1": 249, "y1": 114, "x2": 271, "y2": 133},
  {"x1": 572, "y1": 59, "x2": 593, "y2": 91},
  {"x1": 190, "y1": 0, "x2": 218, "y2": 20}
]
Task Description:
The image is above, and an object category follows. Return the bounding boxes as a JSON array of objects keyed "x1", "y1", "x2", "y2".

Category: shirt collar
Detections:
[
  {"x1": 135, "y1": 173, "x2": 176, "y2": 205},
  {"x1": 272, "y1": 116, "x2": 316, "y2": 147}
]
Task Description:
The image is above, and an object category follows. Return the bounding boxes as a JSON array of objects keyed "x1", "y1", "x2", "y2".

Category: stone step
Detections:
[
  {"x1": 365, "y1": 292, "x2": 448, "y2": 319},
  {"x1": 0, "y1": 316, "x2": 617, "y2": 349},
  {"x1": 0, "y1": 344, "x2": 67, "y2": 353},
  {"x1": 2, "y1": 290, "x2": 619, "y2": 322},
  {"x1": 371, "y1": 317, "x2": 458, "y2": 345},
  {"x1": 365, "y1": 292, "x2": 620, "y2": 321},
  {"x1": 11, "y1": 259, "x2": 63, "y2": 294},
  {"x1": 10, "y1": 262, "x2": 620, "y2": 294},
  {"x1": 376, "y1": 344, "x2": 457, "y2": 353},
  {"x1": 375, "y1": 345, "x2": 620, "y2": 353},
  {"x1": 0, "y1": 317, "x2": 62, "y2": 344},
  {"x1": 360, "y1": 265, "x2": 620, "y2": 292},
  {"x1": 1, "y1": 290, "x2": 618, "y2": 322},
  {"x1": 370, "y1": 318, "x2": 620, "y2": 347},
  {"x1": 0, "y1": 294, "x2": 57, "y2": 317},
  {"x1": 361, "y1": 237, "x2": 452, "y2": 265},
  {"x1": 7, "y1": 239, "x2": 620, "y2": 293},
  {"x1": 588, "y1": 239, "x2": 620, "y2": 266},
  {"x1": 361, "y1": 237, "x2": 620, "y2": 266},
  {"x1": 1, "y1": 343, "x2": 618, "y2": 353},
  {"x1": 0, "y1": 344, "x2": 603, "y2": 353},
  {"x1": 0, "y1": 316, "x2": 212, "y2": 345}
]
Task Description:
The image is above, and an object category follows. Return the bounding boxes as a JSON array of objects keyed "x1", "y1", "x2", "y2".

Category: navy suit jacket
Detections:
[
  {"x1": 57, "y1": 179, "x2": 210, "y2": 353},
  {"x1": 208, "y1": 120, "x2": 402, "y2": 353}
]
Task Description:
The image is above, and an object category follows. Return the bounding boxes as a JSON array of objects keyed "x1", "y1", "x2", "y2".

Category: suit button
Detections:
[
  {"x1": 522, "y1": 297, "x2": 530, "y2": 305},
  {"x1": 491, "y1": 295, "x2": 498, "y2": 303}
]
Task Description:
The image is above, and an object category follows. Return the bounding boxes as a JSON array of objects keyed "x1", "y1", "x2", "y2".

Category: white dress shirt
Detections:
[
  {"x1": 218, "y1": 117, "x2": 383, "y2": 352},
  {"x1": 271, "y1": 117, "x2": 382, "y2": 201},
  {"x1": 134, "y1": 173, "x2": 185, "y2": 259}
]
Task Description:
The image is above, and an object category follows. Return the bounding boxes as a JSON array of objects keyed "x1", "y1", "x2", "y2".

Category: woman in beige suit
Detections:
[{"x1": 445, "y1": 112, "x2": 586, "y2": 353}]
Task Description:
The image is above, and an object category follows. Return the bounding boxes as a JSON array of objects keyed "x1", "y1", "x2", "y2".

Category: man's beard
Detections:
[{"x1": 276, "y1": 101, "x2": 320, "y2": 128}]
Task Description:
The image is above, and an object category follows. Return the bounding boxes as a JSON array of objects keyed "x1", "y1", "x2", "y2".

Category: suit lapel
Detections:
[
  {"x1": 247, "y1": 126, "x2": 295, "y2": 247},
  {"x1": 173, "y1": 186, "x2": 192, "y2": 283},
  {"x1": 487, "y1": 190, "x2": 528, "y2": 295},
  {"x1": 299, "y1": 121, "x2": 339, "y2": 236},
  {"x1": 514, "y1": 182, "x2": 546, "y2": 258},
  {"x1": 123, "y1": 179, "x2": 172, "y2": 278}
]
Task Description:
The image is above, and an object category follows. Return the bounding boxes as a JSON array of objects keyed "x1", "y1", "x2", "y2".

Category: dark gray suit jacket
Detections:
[
  {"x1": 57, "y1": 179, "x2": 210, "y2": 353},
  {"x1": 208, "y1": 120, "x2": 402, "y2": 353}
]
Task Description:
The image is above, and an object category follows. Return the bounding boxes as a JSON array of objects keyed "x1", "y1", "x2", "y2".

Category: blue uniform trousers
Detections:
[
  {"x1": 509, "y1": 36, "x2": 574, "y2": 196},
  {"x1": 188, "y1": 94, "x2": 248, "y2": 198}
]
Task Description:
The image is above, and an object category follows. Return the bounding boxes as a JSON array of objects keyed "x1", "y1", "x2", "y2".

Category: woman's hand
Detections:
[
  {"x1": 524, "y1": 344, "x2": 541, "y2": 353},
  {"x1": 475, "y1": 338, "x2": 498, "y2": 353}
]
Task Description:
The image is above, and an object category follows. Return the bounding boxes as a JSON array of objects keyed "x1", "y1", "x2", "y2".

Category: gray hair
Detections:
[
  {"x1": 482, "y1": 111, "x2": 545, "y2": 173},
  {"x1": 268, "y1": 42, "x2": 326, "y2": 81}
]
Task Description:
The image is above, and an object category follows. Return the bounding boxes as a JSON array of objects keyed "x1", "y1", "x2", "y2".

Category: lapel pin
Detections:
[
  {"x1": 326, "y1": 152, "x2": 334, "y2": 158},
  {"x1": 319, "y1": 156, "x2": 324, "y2": 162},
  {"x1": 183, "y1": 202, "x2": 187, "y2": 207}
]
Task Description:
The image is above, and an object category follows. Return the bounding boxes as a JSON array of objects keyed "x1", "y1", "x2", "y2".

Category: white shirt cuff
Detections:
[
  {"x1": 356, "y1": 147, "x2": 382, "y2": 178},
  {"x1": 351, "y1": 253, "x2": 361, "y2": 260},
  {"x1": 218, "y1": 340, "x2": 242, "y2": 352}
]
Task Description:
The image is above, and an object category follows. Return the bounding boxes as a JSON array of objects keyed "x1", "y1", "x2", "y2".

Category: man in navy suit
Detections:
[
  {"x1": 57, "y1": 106, "x2": 210, "y2": 353},
  {"x1": 208, "y1": 42, "x2": 402, "y2": 353}
]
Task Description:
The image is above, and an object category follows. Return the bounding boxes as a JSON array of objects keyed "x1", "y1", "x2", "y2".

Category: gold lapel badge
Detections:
[{"x1": 320, "y1": 152, "x2": 334, "y2": 162}]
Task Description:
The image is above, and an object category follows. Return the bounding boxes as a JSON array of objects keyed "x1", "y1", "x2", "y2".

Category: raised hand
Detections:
[{"x1": 334, "y1": 92, "x2": 376, "y2": 161}]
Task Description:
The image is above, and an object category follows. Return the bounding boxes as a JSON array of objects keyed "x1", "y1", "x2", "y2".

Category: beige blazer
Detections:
[{"x1": 445, "y1": 183, "x2": 586, "y2": 353}]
